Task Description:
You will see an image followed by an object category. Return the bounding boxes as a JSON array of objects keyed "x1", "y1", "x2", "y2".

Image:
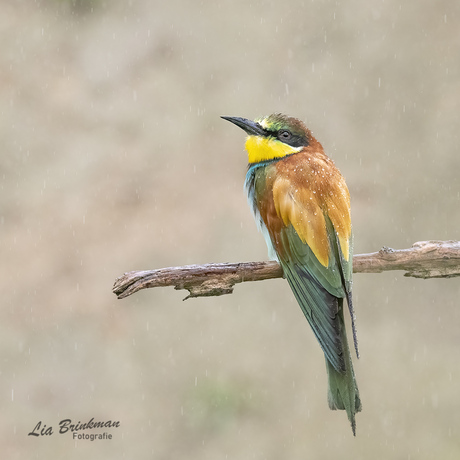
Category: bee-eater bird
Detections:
[{"x1": 222, "y1": 113, "x2": 361, "y2": 435}]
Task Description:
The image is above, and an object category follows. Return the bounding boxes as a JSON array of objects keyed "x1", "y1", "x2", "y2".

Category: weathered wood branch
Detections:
[{"x1": 113, "y1": 240, "x2": 460, "y2": 300}]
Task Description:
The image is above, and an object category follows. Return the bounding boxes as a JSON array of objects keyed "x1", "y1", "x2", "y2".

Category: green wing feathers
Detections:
[
  {"x1": 277, "y1": 217, "x2": 361, "y2": 434},
  {"x1": 279, "y1": 228, "x2": 361, "y2": 435}
]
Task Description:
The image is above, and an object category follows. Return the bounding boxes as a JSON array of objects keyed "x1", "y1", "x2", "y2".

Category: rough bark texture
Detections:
[{"x1": 113, "y1": 240, "x2": 460, "y2": 300}]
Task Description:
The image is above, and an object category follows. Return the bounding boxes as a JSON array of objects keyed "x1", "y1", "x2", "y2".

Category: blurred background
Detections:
[{"x1": 2, "y1": 0, "x2": 460, "y2": 458}]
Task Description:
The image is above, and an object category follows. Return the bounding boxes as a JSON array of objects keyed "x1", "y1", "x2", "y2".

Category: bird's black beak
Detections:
[{"x1": 221, "y1": 116, "x2": 266, "y2": 136}]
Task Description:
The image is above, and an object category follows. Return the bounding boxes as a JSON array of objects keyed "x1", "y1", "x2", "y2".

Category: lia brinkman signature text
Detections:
[{"x1": 28, "y1": 418, "x2": 120, "y2": 437}]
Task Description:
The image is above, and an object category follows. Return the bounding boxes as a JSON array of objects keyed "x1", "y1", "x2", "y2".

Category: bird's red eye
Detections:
[{"x1": 278, "y1": 130, "x2": 292, "y2": 140}]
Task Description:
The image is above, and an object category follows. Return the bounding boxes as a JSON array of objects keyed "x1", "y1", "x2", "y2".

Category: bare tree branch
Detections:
[{"x1": 113, "y1": 240, "x2": 460, "y2": 300}]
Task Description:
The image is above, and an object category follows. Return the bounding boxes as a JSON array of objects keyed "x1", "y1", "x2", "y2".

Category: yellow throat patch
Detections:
[{"x1": 245, "y1": 135, "x2": 302, "y2": 164}]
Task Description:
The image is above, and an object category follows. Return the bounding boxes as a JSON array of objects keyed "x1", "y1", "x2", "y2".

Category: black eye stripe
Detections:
[{"x1": 262, "y1": 128, "x2": 308, "y2": 148}]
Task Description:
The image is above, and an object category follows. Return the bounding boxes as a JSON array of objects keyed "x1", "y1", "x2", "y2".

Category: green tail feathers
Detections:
[{"x1": 325, "y1": 310, "x2": 361, "y2": 436}]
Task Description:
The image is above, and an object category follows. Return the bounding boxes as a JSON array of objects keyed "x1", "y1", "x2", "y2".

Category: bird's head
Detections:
[{"x1": 222, "y1": 113, "x2": 311, "y2": 164}]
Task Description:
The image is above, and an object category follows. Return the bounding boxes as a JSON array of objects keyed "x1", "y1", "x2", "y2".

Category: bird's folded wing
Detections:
[{"x1": 272, "y1": 177, "x2": 353, "y2": 372}]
